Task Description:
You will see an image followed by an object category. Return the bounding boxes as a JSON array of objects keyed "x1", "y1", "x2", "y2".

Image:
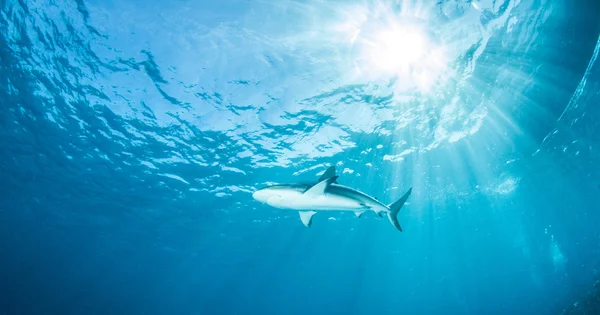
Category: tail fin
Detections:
[{"x1": 386, "y1": 188, "x2": 412, "y2": 232}]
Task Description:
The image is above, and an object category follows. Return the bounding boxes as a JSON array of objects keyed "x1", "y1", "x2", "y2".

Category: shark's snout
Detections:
[
  {"x1": 252, "y1": 189, "x2": 283, "y2": 207},
  {"x1": 252, "y1": 190, "x2": 261, "y2": 201},
  {"x1": 252, "y1": 189, "x2": 268, "y2": 203}
]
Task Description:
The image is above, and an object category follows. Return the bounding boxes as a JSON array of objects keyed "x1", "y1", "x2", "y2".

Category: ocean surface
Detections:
[{"x1": 1, "y1": 0, "x2": 600, "y2": 314}]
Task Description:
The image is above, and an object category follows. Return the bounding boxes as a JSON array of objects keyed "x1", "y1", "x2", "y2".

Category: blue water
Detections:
[{"x1": 1, "y1": 0, "x2": 600, "y2": 314}]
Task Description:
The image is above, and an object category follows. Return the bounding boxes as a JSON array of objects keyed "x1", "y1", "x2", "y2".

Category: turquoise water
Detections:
[{"x1": 1, "y1": 0, "x2": 600, "y2": 314}]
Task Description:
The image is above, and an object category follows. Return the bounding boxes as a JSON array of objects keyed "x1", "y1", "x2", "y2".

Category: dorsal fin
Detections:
[
  {"x1": 304, "y1": 176, "x2": 338, "y2": 196},
  {"x1": 318, "y1": 166, "x2": 338, "y2": 183}
]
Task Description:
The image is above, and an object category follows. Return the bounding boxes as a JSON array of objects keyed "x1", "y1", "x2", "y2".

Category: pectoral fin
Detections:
[{"x1": 299, "y1": 211, "x2": 317, "y2": 227}]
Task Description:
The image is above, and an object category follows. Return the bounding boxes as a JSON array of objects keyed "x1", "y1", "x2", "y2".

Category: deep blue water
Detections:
[{"x1": 1, "y1": 0, "x2": 600, "y2": 314}]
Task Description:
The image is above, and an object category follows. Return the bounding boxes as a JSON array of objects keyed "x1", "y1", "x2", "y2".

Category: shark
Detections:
[{"x1": 251, "y1": 166, "x2": 412, "y2": 231}]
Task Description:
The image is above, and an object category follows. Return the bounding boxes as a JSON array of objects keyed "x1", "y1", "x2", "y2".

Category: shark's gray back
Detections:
[
  {"x1": 326, "y1": 184, "x2": 387, "y2": 208},
  {"x1": 259, "y1": 183, "x2": 310, "y2": 191},
  {"x1": 260, "y1": 182, "x2": 386, "y2": 207}
]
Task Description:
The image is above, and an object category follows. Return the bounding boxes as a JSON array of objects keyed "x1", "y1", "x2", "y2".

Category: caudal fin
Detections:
[{"x1": 386, "y1": 188, "x2": 412, "y2": 232}]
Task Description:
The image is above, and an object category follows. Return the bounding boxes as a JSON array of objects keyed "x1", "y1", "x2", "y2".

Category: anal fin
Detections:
[{"x1": 299, "y1": 211, "x2": 317, "y2": 227}]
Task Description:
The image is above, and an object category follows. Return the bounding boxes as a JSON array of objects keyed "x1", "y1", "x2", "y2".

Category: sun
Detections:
[
  {"x1": 362, "y1": 24, "x2": 428, "y2": 74},
  {"x1": 335, "y1": 5, "x2": 450, "y2": 94}
]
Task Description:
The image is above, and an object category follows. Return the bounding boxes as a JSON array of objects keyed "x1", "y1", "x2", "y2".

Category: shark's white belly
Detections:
[{"x1": 267, "y1": 190, "x2": 363, "y2": 211}]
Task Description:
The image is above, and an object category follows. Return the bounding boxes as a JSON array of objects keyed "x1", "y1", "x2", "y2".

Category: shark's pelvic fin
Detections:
[
  {"x1": 318, "y1": 166, "x2": 338, "y2": 183},
  {"x1": 299, "y1": 211, "x2": 317, "y2": 227},
  {"x1": 354, "y1": 211, "x2": 365, "y2": 218},
  {"x1": 386, "y1": 187, "x2": 412, "y2": 232},
  {"x1": 304, "y1": 175, "x2": 339, "y2": 196}
]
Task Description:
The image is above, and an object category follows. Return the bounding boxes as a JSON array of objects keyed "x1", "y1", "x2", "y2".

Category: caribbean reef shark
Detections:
[{"x1": 252, "y1": 166, "x2": 412, "y2": 231}]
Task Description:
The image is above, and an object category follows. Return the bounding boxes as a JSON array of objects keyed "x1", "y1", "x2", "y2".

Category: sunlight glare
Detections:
[
  {"x1": 366, "y1": 25, "x2": 427, "y2": 73},
  {"x1": 339, "y1": 5, "x2": 450, "y2": 94}
]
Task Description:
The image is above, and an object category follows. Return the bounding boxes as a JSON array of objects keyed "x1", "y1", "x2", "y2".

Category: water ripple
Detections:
[{"x1": 0, "y1": 0, "x2": 579, "y2": 208}]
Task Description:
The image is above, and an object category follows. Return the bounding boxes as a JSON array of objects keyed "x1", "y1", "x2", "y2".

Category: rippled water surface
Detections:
[{"x1": 1, "y1": 0, "x2": 600, "y2": 314}]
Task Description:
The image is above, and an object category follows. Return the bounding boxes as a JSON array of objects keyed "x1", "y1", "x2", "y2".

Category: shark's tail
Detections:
[{"x1": 386, "y1": 188, "x2": 412, "y2": 232}]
